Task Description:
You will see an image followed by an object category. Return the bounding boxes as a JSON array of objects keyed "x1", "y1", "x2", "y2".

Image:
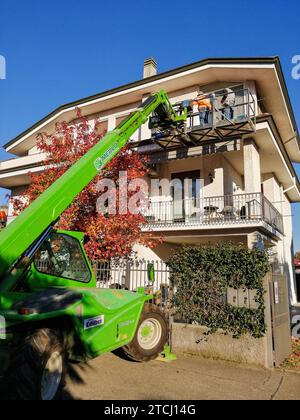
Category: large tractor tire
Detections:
[
  {"x1": 9, "y1": 329, "x2": 66, "y2": 400},
  {"x1": 122, "y1": 303, "x2": 168, "y2": 362}
]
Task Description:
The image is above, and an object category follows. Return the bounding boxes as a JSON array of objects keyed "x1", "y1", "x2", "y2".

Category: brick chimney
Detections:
[{"x1": 143, "y1": 57, "x2": 157, "y2": 78}]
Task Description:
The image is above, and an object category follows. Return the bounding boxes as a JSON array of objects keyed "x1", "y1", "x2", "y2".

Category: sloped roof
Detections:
[{"x1": 4, "y1": 57, "x2": 300, "y2": 156}]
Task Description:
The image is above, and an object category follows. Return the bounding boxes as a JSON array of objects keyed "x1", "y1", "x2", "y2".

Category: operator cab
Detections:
[
  {"x1": 149, "y1": 100, "x2": 191, "y2": 149},
  {"x1": 149, "y1": 100, "x2": 191, "y2": 131},
  {"x1": 30, "y1": 231, "x2": 94, "y2": 288}
]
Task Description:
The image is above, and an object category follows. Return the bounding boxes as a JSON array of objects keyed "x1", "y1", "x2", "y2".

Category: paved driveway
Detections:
[{"x1": 64, "y1": 353, "x2": 300, "y2": 400}]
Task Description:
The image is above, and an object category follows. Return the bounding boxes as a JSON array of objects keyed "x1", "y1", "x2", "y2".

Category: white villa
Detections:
[{"x1": 1, "y1": 57, "x2": 300, "y2": 304}]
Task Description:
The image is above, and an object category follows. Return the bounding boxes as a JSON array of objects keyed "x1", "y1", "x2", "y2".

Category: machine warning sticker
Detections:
[{"x1": 84, "y1": 315, "x2": 105, "y2": 330}]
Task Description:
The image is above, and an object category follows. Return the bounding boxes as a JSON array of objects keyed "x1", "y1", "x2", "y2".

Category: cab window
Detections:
[{"x1": 34, "y1": 233, "x2": 91, "y2": 283}]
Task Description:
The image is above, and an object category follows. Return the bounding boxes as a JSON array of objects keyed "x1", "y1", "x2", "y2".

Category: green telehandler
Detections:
[{"x1": 0, "y1": 91, "x2": 187, "y2": 400}]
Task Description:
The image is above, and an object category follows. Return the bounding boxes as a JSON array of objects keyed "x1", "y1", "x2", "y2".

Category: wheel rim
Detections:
[
  {"x1": 41, "y1": 352, "x2": 63, "y2": 401},
  {"x1": 137, "y1": 318, "x2": 162, "y2": 350}
]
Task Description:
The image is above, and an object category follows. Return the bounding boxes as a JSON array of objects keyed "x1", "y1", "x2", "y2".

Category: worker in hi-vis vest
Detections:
[{"x1": 193, "y1": 91, "x2": 212, "y2": 127}]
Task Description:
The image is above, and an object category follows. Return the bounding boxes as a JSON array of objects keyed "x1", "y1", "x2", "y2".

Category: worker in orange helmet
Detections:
[{"x1": 193, "y1": 90, "x2": 212, "y2": 127}]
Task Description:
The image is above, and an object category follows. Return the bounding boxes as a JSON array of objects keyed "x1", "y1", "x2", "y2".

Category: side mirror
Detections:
[{"x1": 147, "y1": 263, "x2": 155, "y2": 285}]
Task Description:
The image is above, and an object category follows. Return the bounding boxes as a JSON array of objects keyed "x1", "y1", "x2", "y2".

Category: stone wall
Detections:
[{"x1": 171, "y1": 323, "x2": 273, "y2": 368}]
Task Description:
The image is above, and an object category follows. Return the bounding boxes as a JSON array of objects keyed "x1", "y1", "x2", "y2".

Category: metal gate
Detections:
[
  {"x1": 268, "y1": 273, "x2": 292, "y2": 366},
  {"x1": 93, "y1": 259, "x2": 170, "y2": 292},
  {"x1": 93, "y1": 259, "x2": 171, "y2": 312}
]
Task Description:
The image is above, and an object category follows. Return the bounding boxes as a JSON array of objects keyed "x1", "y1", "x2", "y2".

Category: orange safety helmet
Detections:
[{"x1": 0, "y1": 211, "x2": 7, "y2": 222}]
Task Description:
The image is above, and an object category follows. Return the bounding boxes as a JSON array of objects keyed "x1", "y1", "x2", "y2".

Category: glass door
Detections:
[{"x1": 171, "y1": 171, "x2": 200, "y2": 222}]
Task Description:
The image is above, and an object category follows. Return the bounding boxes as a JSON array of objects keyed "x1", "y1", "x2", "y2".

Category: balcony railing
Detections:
[{"x1": 143, "y1": 193, "x2": 283, "y2": 234}]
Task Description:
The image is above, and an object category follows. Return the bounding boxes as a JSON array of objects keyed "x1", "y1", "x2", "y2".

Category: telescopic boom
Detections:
[{"x1": 0, "y1": 90, "x2": 186, "y2": 285}]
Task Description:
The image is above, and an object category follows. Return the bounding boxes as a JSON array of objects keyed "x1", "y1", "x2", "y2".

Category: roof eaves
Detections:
[
  {"x1": 257, "y1": 114, "x2": 300, "y2": 191},
  {"x1": 3, "y1": 57, "x2": 281, "y2": 150},
  {"x1": 272, "y1": 57, "x2": 300, "y2": 147}
]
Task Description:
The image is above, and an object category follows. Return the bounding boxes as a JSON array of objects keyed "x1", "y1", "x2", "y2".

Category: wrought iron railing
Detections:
[
  {"x1": 143, "y1": 193, "x2": 283, "y2": 233},
  {"x1": 93, "y1": 259, "x2": 170, "y2": 292}
]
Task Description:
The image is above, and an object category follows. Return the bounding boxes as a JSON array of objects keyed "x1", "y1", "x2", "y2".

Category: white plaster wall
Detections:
[
  {"x1": 223, "y1": 156, "x2": 244, "y2": 195},
  {"x1": 243, "y1": 140, "x2": 261, "y2": 193},
  {"x1": 28, "y1": 146, "x2": 39, "y2": 155},
  {"x1": 148, "y1": 154, "x2": 244, "y2": 203},
  {"x1": 133, "y1": 243, "x2": 181, "y2": 262},
  {"x1": 260, "y1": 174, "x2": 296, "y2": 302},
  {"x1": 202, "y1": 155, "x2": 224, "y2": 198},
  {"x1": 150, "y1": 157, "x2": 204, "y2": 203},
  {"x1": 262, "y1": 174, "x2": 281, "y2": 211},
  {"x1": 281, "y1": 191, "x2": 297, "y2": 304},
  {"x1": 70, "y1": 85, "x2": 200, "y2": 146},
  {"x1": 133, "y1": 244, "x2": 163, "y2": 261},
  {"x1": 7, "y1": 185, "x2": 29, "y2": 224},
  {"x1": 244, "y1": 80, "x2": 258, "y2": 116}
]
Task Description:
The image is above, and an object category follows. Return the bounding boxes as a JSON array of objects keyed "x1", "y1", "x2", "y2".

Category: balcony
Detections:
[
  {"x1": 151, "y1": 88, "x2": 256, "y2": 150},
  {"x1": 143, "y1": 193, "x2": 283, "y2": 235}
]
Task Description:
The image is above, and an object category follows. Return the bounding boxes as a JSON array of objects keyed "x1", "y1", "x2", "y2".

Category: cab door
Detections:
[{"x1": 27, "y1": 231, "x2": 96, "y2": 291}]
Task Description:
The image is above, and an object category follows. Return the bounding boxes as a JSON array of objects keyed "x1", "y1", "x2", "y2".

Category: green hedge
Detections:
[{"x1": 167, "y1": 244, "x2": 270, "y2": 338}]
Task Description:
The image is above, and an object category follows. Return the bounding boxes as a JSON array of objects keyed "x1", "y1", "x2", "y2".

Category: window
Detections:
[
  {"x1": 34, "y1": 233, "x2": 91, "y2": 283},
  {"x1": 171, "y1": 171, "x2": 201, "y2": 220},
  {"x1": 171, "y1": 171, "x2": 200, "y2": 201}
]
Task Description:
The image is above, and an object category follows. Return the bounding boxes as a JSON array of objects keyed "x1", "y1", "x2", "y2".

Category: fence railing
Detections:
[
  {"x1": 143, "y1": 193, "x2": 283, "y2": 233},
  {"x1": 262, "y1": 195, "x2": 284, "y2": 234},
  {"x1": 93, "y1": 259, "x2": 170, "y2": 292},
  {"x1": 35, "y1": 258, "x2": 171, "y2": 309}
]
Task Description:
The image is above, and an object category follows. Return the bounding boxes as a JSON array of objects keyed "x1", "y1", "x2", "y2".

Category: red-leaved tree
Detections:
[{"x1": 13, "y1": 110, "x2": 160, "y2": 260}]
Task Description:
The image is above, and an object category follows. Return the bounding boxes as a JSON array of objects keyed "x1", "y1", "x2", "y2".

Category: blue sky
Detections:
[{"x1": 0, "y1": 0, "x2": 299, "y2": 250}]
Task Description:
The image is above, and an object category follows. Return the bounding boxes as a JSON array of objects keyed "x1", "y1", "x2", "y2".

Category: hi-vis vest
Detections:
[{"x1": 193, "y1": 96, "x2": 212, "y2": 110}]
